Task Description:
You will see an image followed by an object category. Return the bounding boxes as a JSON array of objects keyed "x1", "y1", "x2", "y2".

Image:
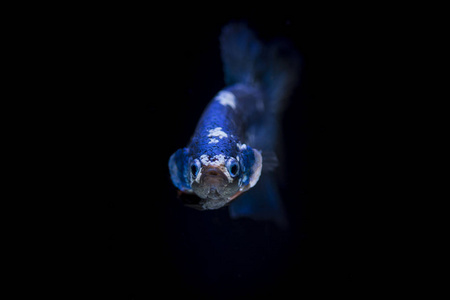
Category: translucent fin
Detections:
[
  {"x1": 229, "y1": 172, "x2": 288, "y2": 230},
  {"x1": 261, "y1": 39, "x2": 301, "y2": 114},
  {"x1": 261, "y1": 151, "x2": 279, "y2": 172},
  {"x1": 220, "y1": 22, "x2": 263, "y2": 86},
  {"x1": 220, "y1": 22, "x2": 301, "y2": 115}
]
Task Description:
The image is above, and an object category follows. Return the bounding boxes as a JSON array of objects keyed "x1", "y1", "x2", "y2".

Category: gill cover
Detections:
[
  {"x1": 168, "y1": 148, "x2": 192, "y2": 193},
  {"x1": 239, "y1": 147, "x2": 262, "y2": 191}
]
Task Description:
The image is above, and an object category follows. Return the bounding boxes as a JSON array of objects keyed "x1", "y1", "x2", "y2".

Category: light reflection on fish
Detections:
[{"x1": 169, "y1": 22, "x2": 300, "y2": 228}]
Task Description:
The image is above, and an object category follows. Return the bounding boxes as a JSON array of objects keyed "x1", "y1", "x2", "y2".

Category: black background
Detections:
[{"x1": 61, "y1": 8, "x2": 395, "y2": 299}]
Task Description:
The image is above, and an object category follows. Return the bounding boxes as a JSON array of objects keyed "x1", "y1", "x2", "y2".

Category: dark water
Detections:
[{"x1": 74, "y1": 13, "x2": 379, "y2": 299}]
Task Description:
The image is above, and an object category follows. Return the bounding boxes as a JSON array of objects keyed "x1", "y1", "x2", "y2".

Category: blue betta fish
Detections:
[{"x1": 169, "y1": 22, "x2": 300, "y2": 227}]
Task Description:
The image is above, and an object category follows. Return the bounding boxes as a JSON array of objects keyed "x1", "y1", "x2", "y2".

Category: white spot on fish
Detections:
[
  {"x1": 214, "y1": 91, "x2": 236, "y2": 109},
  {"x1": 242, "y1": 174, "x2": 248, "y2": 183},
  {"x1": 208, "y1": 127, "x2": 228, "y2": 139},
  {"x1": 209, "y1": 138, "x2": 219, "y2": 144},
  {"x1": 236, "y1": 142, "x2": 247, "y2": 150},
  {"x1": 200, "y1": 154, "x2": 226, "y2": 167}
]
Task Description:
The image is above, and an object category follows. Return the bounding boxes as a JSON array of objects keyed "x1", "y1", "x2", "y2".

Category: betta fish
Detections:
[{"x1": 169, "y1": 22, "x2": 300, "y2": 228}]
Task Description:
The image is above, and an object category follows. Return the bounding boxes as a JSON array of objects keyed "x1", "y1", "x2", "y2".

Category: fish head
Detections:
[{"x1": 169, "y1": 145, "x2": 262, "y2": 210}]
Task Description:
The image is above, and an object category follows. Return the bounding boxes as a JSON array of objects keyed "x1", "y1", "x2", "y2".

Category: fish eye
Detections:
[
  {"x1": 190, "y1": 159, "x2": 201, "y2": 177},
  {"x1": 226, "y1": 158, "x2": 240, "y2": 177}
]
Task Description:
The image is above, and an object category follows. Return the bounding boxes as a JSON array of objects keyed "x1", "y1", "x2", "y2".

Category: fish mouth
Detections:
[
  {"x1": 190, "y1": 165, "x2": 242, "y2": 210},
  {"x1": 201, "y1": 171, "x2": 228, "y2": 202},
  {"x1": 200, "y1": 166, "x2": 228, "y2": 191},
  {"x1": 191, "y1": 166, "x2": 230, "y2": 209},
  {"x1": 181, "y1": 165, "x2": 241, "y2": 210}
]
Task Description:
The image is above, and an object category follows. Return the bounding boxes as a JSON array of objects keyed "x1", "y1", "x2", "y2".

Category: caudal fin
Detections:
[
  {"x1": 220, "y1": 22, "x2": 300, "y2": 114},
  {"x1": 220, "y1": 22, "x2": 263, "y2": 86}
]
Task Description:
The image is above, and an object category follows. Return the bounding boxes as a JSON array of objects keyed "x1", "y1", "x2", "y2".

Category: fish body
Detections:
[
  {"x1": 169, "y1": 23, "x2": 300, "y2": 226},
  {"x1": 170, "y1": 84, "x2": 262, "y2": 208}
]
